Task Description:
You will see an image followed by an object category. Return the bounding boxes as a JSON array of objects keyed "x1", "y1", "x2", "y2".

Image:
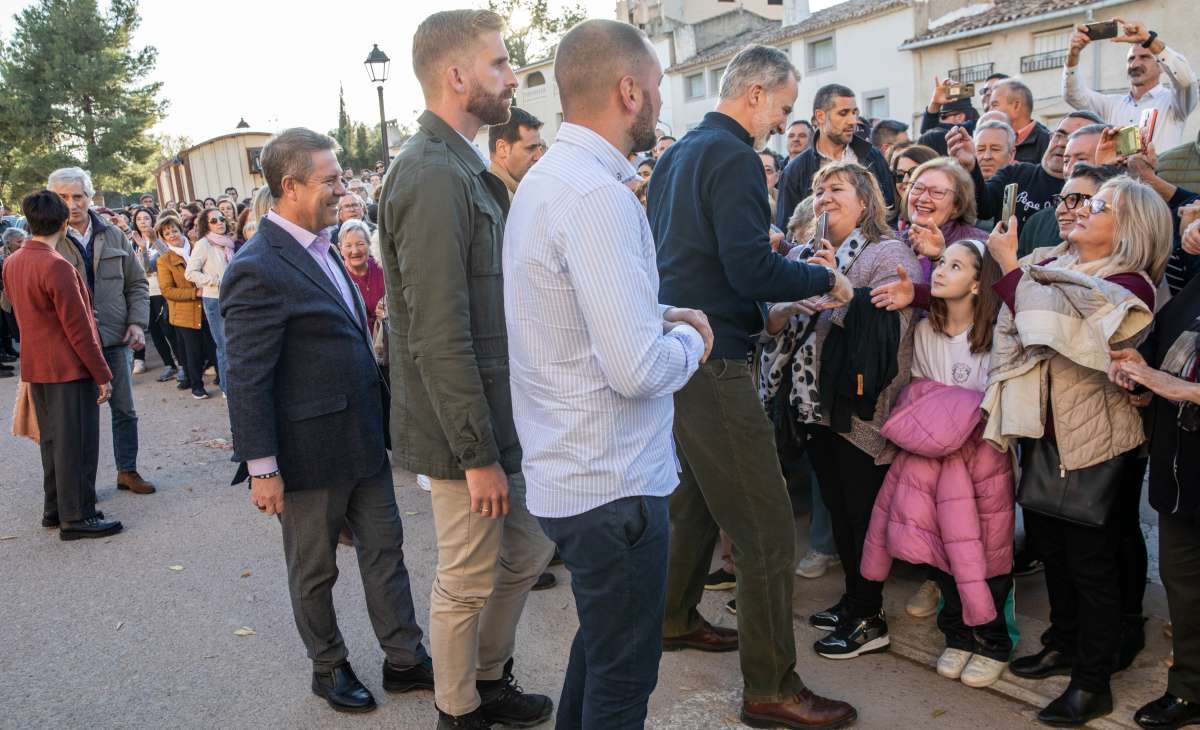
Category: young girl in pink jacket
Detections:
[{"x1": 861, "y1": 240, "x2": 1017, "y2": 689}]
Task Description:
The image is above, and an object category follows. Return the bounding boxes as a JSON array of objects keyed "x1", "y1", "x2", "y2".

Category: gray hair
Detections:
[
  {"x1": 337, "y1": 219, "x2": 373, "y2": 248},
  {"x1": 719, "y1": 44, "x2": 797, "y2": 100},
  {"x1": 47, "y1": 167, "x2": 95, "y2": 198},
  {"x1": 2, "y1": 227, "x2": 27, "y2": 245},
  {"x1": 260, "y1": 128, "x2": 339, "y2": 198},
  {"x1": 1102, "y1": 176, "x2": 1172, "y2": 283},
  {"x1": 1068, "y1": 123, "x2": 1110, "y2": 141},
  {"x1": 973, "y1": 120, "x2": 1016, "y2": 151},
  {"x1": 994, "y1": 78, "x2": 1034, "y2": 113}
]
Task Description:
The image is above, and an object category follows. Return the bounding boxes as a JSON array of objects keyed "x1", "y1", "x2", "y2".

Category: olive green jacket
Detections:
[{"x1": 377, "y1": 110, "x2": 521, "y2": 479}]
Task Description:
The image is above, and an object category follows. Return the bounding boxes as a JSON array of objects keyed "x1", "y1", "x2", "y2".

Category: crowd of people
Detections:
[{"x1": 4, "y1": 8, "x2": 1200, "y2": 730}]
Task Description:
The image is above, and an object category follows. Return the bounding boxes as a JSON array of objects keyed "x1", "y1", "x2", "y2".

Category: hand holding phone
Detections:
[
  {"x1": 1084, "y1": 20, "x2": 1118, "y2": 40},
  {"x1": 811, "y1": 211, "x2": 829, "y2": 250},
  {"x1": 1000, "y1": 183, "x2": 1018, "y2": 228}
]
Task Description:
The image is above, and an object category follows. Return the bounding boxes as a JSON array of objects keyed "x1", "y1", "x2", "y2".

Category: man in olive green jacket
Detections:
[{"x1": 376, "y1": 10, "x2": 554, "y2": 730}]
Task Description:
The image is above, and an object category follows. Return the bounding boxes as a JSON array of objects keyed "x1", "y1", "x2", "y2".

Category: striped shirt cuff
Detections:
[{"x1": 669, "y1": 324, "x2": 705, "y2": 367}]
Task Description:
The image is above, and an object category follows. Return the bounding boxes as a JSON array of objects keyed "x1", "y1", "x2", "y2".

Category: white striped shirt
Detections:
[{"x1": 503, "y1": 122, "x2": 704, "y2": 518}]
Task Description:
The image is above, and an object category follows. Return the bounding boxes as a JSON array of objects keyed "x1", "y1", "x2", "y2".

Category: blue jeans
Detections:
[
  {"x1": 538, "y1": 496, "x2": 669, "y2": 730},
  {"x1": 202, "y1": 297, "x2": 226, "y2": 393},
  {"x1": 102, "y1": 345, "x2": 138, "y2": 472}
]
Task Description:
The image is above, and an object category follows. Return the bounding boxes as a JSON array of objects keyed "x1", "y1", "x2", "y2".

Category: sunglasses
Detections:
[
  {"x1": 208, "y1": 216, "x2": 225, "y2": 224},
  {"x1": 1051, "y1": 192, "x2": 1093, "y2": 210},
  {"x1": 1085, "y1": 198, "x2": 1113, "y2": 216},
  {"x1": 892, "y1": 167, "x2": 915, "y2": 182}
]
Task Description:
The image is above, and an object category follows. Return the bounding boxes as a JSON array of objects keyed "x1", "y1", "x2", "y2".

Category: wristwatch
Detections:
[
  {"x1": 826, "y1": 267, "x2": 837, "y2": 292},
  {"x1": 1141, "y1": 30, "x2": 1158, "y2": 49}
]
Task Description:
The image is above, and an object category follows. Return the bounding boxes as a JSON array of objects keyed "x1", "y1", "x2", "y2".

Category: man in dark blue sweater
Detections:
[{"x1": 648, "y1": 44, "x2": 855, "y2": 730}]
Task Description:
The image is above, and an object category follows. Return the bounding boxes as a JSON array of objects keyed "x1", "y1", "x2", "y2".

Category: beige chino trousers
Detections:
[{"x1": 428, "y1": 472, "x2": 555, "y2": 715}]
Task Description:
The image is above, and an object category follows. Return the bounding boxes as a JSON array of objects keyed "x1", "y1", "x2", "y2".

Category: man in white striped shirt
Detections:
[{"x1": 503, "y1": 19, "x2": 712, "y2": 729}]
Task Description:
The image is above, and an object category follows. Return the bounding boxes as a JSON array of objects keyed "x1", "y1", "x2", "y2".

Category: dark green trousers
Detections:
[{"x1": 663, "y1": 359, "x2": 806, "y2": 702}]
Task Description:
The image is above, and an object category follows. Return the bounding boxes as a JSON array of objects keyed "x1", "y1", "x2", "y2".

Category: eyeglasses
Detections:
[
  {"x1": 892, "y1": 166, "x2": 915, "y2": 182},
  {"x1": 1085, "y1": 198, "x2": 1114, "y2": 216},
  {"x1": 1051, "y1": 192, "x2": 1093, "y2": 210},
  {"x1": 208, "y1": 216, "x2": 225, "y2": 224},
  {"x1": 909, "y1": 182, "x2": 955, "y2": 201}
]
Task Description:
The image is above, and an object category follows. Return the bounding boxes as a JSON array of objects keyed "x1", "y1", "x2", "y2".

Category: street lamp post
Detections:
[{"x1": 364, "y1": 44, "x2": 391, "y2": 168}]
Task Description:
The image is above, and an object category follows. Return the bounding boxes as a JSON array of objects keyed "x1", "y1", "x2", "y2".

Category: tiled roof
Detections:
[
  {"x1": 903, "y1": 0, "x2": 1099, "y2": 46},
  {"x1": 667, "y1": 0, "x2": 909, "y2": 73}
]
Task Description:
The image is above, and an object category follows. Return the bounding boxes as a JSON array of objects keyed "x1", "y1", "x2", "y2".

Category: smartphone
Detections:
[
  {"x1": 1114, "y1": 125, "x2": 1143, "y2": 157},
  {"x1": 1140, "y1": 108, "x2": 1159, "y2": 147},
  {"x1": 769, "y1": 224, "x2": 783, "y2": 235},
  {"x1": 945, "y1": 82, "x2": 975, "y2": 102},
  {"x1": 1084, "y1": 20, "x2": 1119, "y2": 41},
  {"x1": 812, "y1": 212, "x2": 828, "y2": 248},
  {"x1": 1001, "y1": 183, "x2": 1018, "y2": 225}
]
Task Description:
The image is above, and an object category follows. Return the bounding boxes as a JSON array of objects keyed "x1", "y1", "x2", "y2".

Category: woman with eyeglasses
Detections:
[
  {"x1": 156, "y1": 216, "x2": 212, "y2": 399},
  {"x1": 888, "y1": 145, "x2": 938, "y2": 225},
  {"x1": 985, "y1": 176, "x2": 1170, "y2": 726},
  {"x1": 185, "y1": 208, "x2": 235, "y2": 396},
  {"x1": 899, "y1": 158, "x2": 988, "y2": 269}
]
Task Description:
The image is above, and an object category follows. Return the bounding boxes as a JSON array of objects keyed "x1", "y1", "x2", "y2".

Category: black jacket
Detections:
[
  {"x1": 649, "y1": 111, "x2": 832, "y2": 360},
  {"x1": 819, "y1": 289, "x2": 900, "y2": 433},
  {"x1": 1014, "y1": 120, "x2": 1053, "y2": 165},
  {"x1": 970, "y1": 161, "x2": 1063, "y2": 230},
  {"x1": 776, "y1": 130, "x2": 895, "y2": 231},
  {"x1": 1139, "y1": 273, "x2": 1200, "y2": 516},
  {"x1": 222, "y1": 217, "x2": 387, "y2": 490}
]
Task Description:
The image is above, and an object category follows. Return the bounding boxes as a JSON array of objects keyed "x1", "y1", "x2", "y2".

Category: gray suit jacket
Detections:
[{"x1": 221, "y1": 216, "x2": 387, "y2": 490}]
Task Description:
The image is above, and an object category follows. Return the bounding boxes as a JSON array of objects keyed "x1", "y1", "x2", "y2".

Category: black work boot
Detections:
[{"x1": 476, "y1": 659, "x2": 553, "y2": 727}]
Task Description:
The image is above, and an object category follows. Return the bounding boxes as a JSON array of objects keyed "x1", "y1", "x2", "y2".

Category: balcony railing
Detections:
[
  {"x1": 1021, "y1": 49, "x2": 1069, "y2": 73},
  {"x1": 948, "y1": 62, "x2": 994, "y2": 84}
]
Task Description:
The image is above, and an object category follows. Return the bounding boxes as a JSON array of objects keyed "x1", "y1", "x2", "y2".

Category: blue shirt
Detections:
[{"x1": 504, "y1": 122, "x2": 704, "y2": 519}]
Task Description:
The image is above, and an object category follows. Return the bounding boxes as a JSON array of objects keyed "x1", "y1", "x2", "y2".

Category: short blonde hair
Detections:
[
  {"x1": 412, "y1": 10, "x2": 505, "y2": 95},
  {"x1": 786, "y1": 196, "x2": 815, "y2": 240},
  {"x1": 810, "y1": 161, "x2": 893, "y2": 243},
  {"x1": 901, "y1": 158, "x2": 978, "y2": 226}
]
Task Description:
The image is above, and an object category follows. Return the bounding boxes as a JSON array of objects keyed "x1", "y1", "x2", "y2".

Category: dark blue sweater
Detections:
[{"x1": 649, "y1": 112, "x2": 832, "y2": 359}]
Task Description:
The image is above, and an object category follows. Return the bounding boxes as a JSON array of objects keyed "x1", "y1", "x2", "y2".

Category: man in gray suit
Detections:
[{"x1": 221, "y1": 127, "x2": 432, "y2": 714}]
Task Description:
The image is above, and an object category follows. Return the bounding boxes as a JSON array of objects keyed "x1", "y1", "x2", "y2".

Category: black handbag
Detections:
[{"x1": 1016, "y1": 438, "x2": 1127, "y2": 527}]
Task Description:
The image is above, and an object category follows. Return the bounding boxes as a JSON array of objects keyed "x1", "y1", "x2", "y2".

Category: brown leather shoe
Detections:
[
  {"x1": 662, "y1": 619, "x2": 739, "y2": 652},
  {"x1": 742, "y1": 688, "x2": 857, "y2": 729},
  {"x1": 117, "y1": 470, "x2": 156, "y2": 494}
]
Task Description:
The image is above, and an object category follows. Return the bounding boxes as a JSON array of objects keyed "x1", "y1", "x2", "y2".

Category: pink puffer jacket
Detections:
[{"x1": 861, "y1": 378, "x2": 1015, "y2": 626}]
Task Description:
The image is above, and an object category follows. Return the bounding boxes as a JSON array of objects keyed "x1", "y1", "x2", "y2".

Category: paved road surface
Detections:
[{"x1": 0, "y1": 363, "x2": 1051, "y2": 729}]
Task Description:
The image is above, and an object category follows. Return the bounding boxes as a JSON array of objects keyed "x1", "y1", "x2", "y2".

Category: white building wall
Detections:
[{"x1": 907, "y1": 0, "x2": 1200, "y2": 146}]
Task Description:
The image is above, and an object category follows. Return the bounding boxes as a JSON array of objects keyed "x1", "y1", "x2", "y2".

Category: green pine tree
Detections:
[{"x1": 0, "y1": 0, "x2": 165, "y2": 198}]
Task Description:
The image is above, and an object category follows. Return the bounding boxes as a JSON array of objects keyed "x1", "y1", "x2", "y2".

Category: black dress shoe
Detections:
[
  {"x1": 59, "y1": 515, "x2": 122, "y2": 541},
  {"x1": 477, "y1": 658, "x2": 553, "y2": 727},
  {"x1": 1135, "y1": 693, "x2": 1200, "y2": 729},
  {"x1": 176, "y1": 380, "x2": 191, "y2": 390},
  {"x1": 1011, "y1": 647, "x2": 1075, "y2": 679},
  {"x1": 311, "y1": 662, "x2": 376, "y2": 713},
  {"x1": 1037, "y1": 686, "x2": 1113, "y2": 726},
  {"x1": 531, "y1": 571, "x2": 556, "y2": 591},
  {"x1": 382, "y1": 655, "x2": 434, "y2": 693}
]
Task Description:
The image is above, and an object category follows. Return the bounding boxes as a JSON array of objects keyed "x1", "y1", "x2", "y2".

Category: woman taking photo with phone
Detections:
[
  {"x1": 985, "y1": 176, "x2": 1169, "y2": 726},
  {"x1": 759, "y1": 161, "x2": 921, "y2": 661}
]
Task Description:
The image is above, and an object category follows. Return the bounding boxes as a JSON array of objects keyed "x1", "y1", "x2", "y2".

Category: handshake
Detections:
[{"x1": 766, "y1": 241, "x2": 855, "y2": 334}]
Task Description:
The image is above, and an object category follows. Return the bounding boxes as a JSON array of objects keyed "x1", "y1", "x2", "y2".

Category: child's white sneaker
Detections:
[
  {"x1": 961, "y1": 654, "x2": 1007, "y2": 688},
  {"x1": 937, "y1": 648, "x2": 973, "y2": 679}
]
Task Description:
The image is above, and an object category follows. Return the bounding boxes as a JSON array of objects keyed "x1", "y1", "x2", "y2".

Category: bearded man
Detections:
[{"x1": 377, "y1": 9, "x2": 556, "y2": 730}]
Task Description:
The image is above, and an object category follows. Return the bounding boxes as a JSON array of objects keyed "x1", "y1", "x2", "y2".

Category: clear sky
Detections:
[{"x1": 0, "y1": 0, "x2": 839, "y2": 145}]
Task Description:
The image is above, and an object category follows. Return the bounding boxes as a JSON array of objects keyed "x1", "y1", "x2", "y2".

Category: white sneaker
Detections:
[
  {"x1": 937, "y1": 648, "x2": 973, "y2": 679},
  {"x1": 906, "y1": 580, "x2": 941, "y2": 618},
  {"x1": 417, "y1": 474, "x2": 432, "y2": 492},
  {"x1": 132, "y1": 359, "x2": 146, "y2": 374},
  {"x1": 960, "y1": 654, "x2": 1007, "y2": 688},
  {"x1": 795, "y1": 549, "x2": 839, "y2": 579}
]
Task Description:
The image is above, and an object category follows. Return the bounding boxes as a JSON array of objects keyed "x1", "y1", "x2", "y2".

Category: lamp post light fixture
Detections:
[{"x1": 364, "y1": 44, "x2": 391, "y2": 169}]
